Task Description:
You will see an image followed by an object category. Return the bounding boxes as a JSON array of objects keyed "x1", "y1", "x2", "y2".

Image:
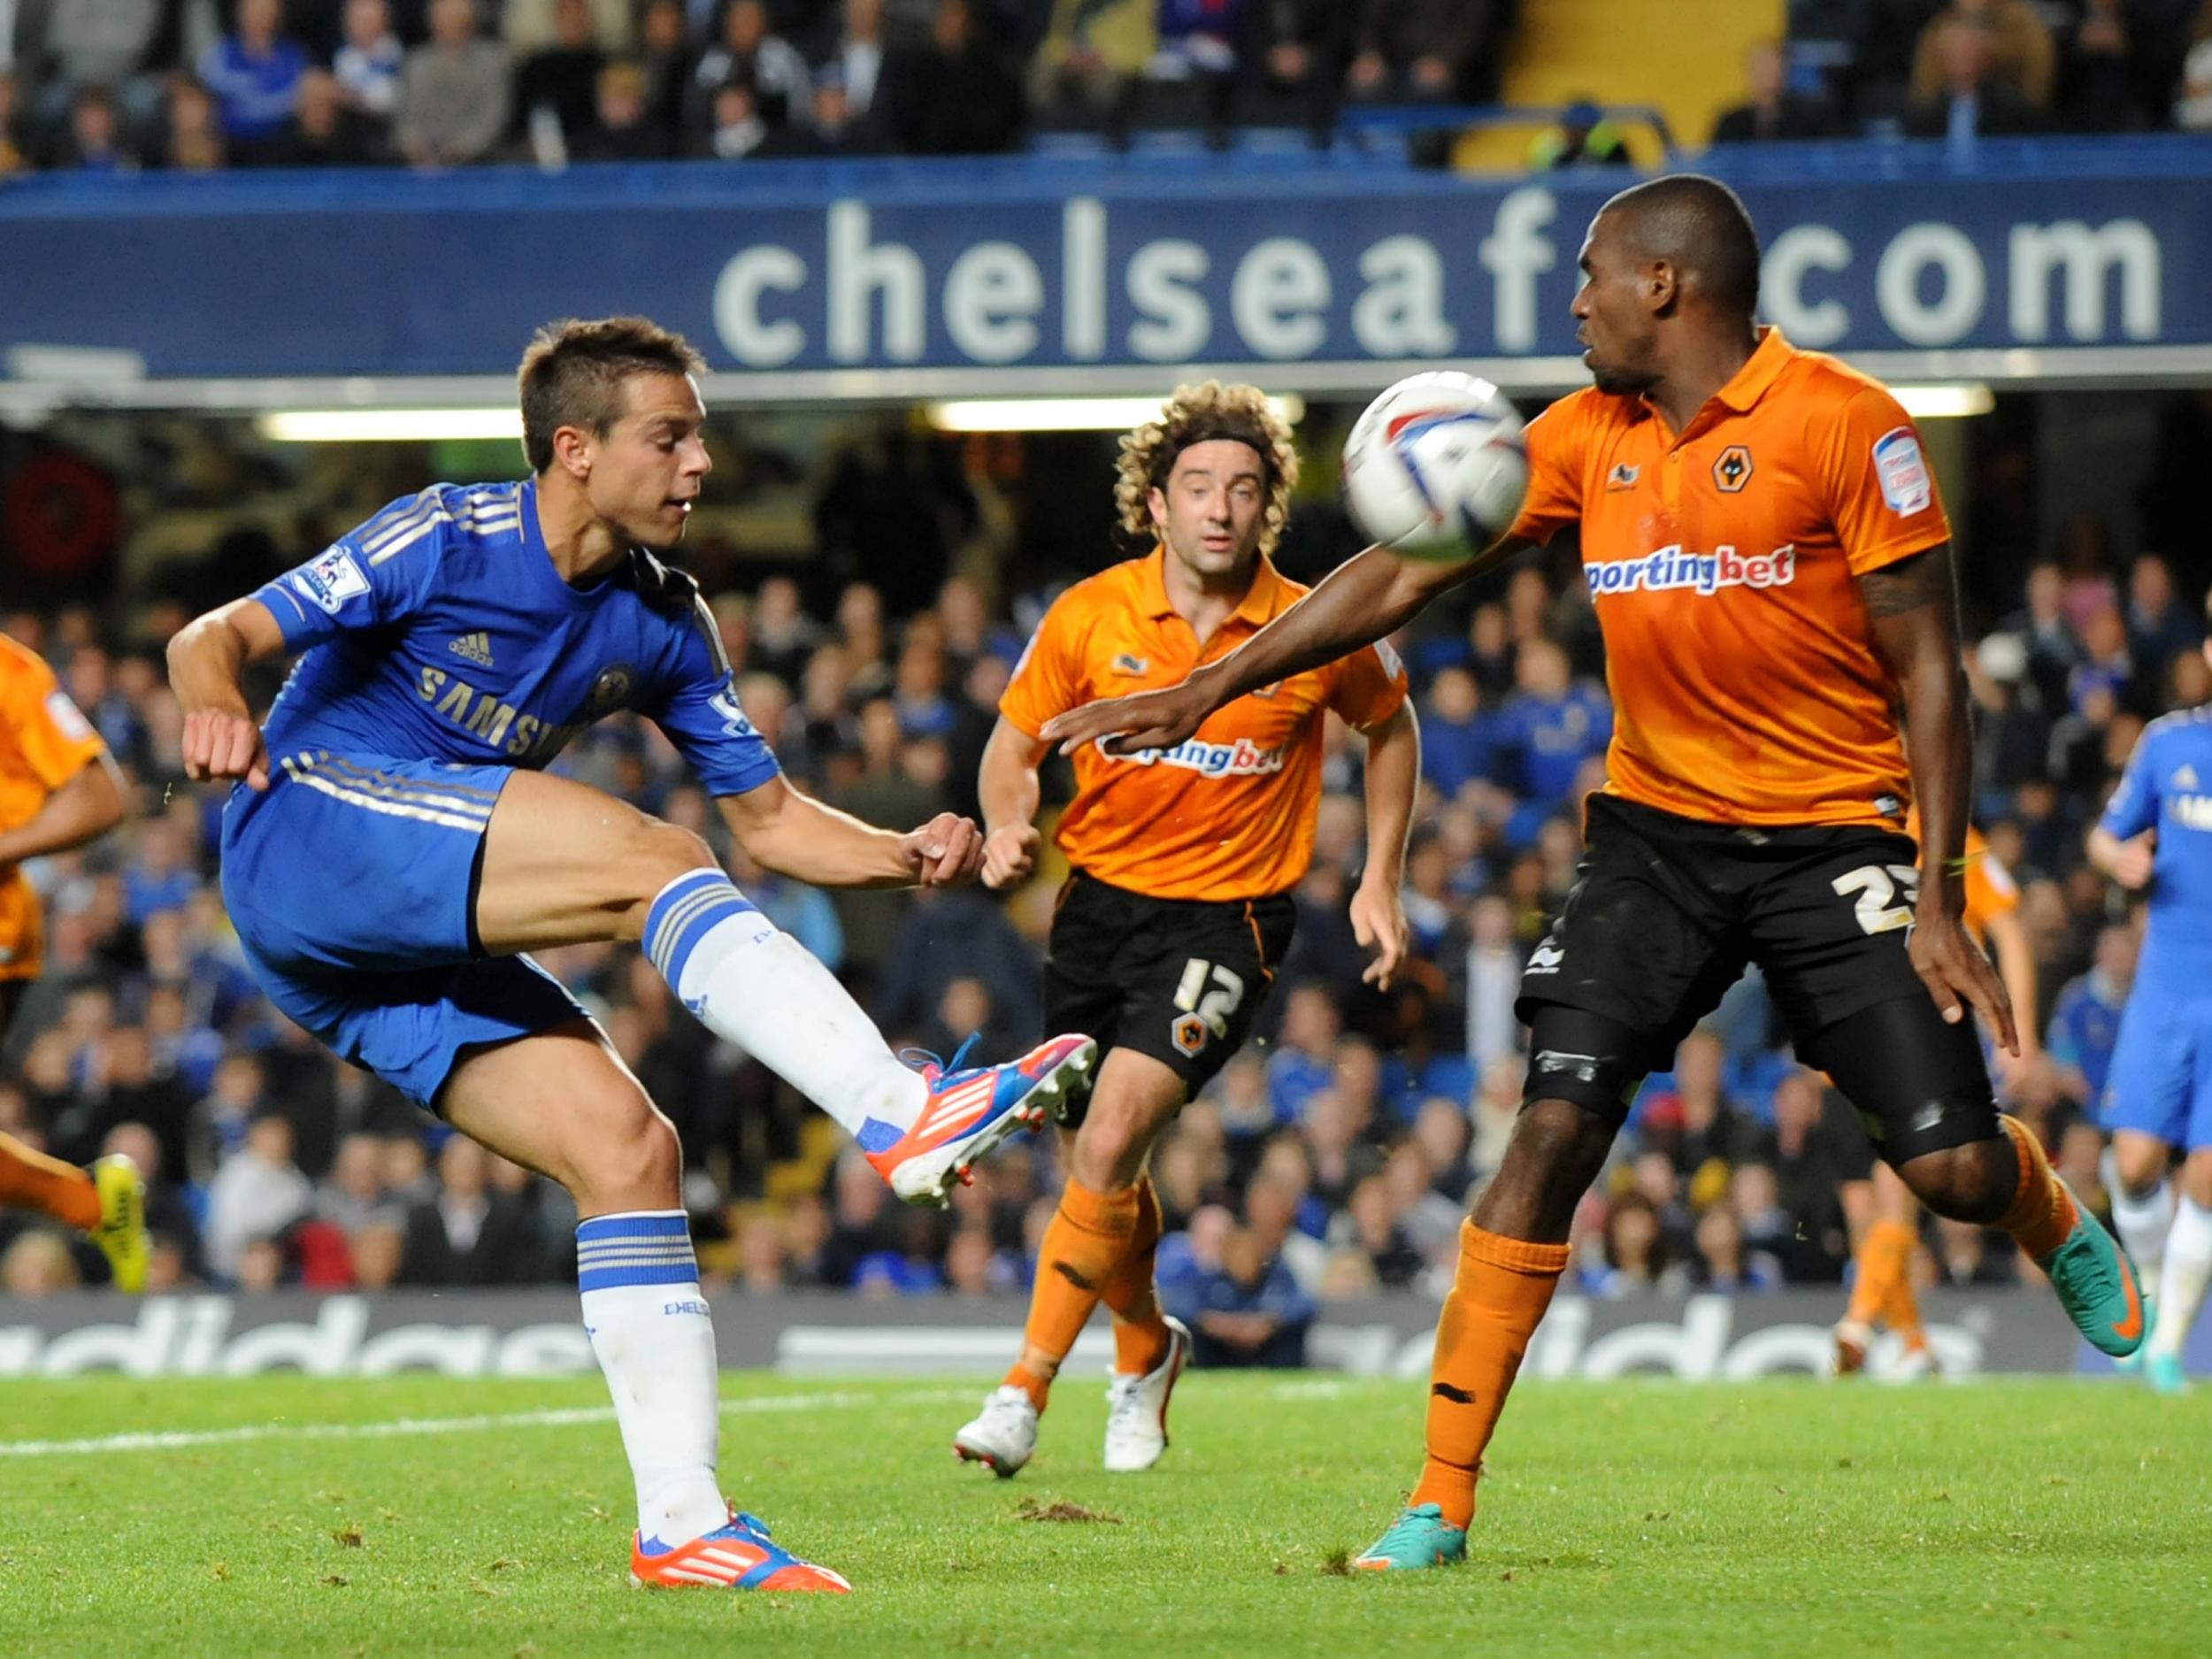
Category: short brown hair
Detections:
[
  {"x1": 1115, "y1": 380, "x2": 1299, "y2": 557},
  {"x1": 516, "y1": 316, "x2": 706, "y2": 473}
]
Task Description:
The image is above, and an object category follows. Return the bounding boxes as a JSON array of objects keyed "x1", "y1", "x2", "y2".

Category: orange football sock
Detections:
[
  {"x1": 1004, "y1": 1177, "x2": 1140, "y2": 1413},
  {"x1": 1846, "y1": 1218, "x2": 1917, "y2": 1331},
  {"x1": 1878, "y1": 1234, "x2": 1928, "y2": 1348},
  {"x1": 0, "y1": 1133, "x2": 99, "y2": 1232},
  {"x1": 1409, "y1": 1221, "x2": 1570, "y2": 1531},
  {"x1": 1102, "y1": 1176, "x2": 1170, "y2": 1377},
  {"x1": 1995, "y1": 1115, "x2": 2078, "y2": 1262}
]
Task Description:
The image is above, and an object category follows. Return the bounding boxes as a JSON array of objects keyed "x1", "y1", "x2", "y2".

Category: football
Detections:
[{"x1": 1341, "y1": 372, "x2": 1529, "y2": 559}]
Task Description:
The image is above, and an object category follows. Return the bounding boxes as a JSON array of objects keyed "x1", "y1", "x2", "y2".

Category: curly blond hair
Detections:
[{"x1": 1115, "y1": 381, "x2": 1300, "y2": 557}]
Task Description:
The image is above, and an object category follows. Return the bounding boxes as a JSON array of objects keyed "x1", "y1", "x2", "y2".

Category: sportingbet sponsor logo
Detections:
[
  {"x1": 1108, "y1": 735, "x2": 1289, "y2": 778},
  {"x1": 1586, "y1": 543, "x2": 1797, "y2": 598}
]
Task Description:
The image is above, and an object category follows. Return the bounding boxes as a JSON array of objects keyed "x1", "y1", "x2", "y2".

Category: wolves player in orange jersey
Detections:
[
  {"x1": 0, "y1": 631, "x2": 147, "y2": 1288},
  {"x1": 949, "y1": 382, "x2": 1420, "y2": 1477},
  {"x1": 1833, "y1": 816, "x2": 2039, "y2": 1377},
  {"x1": 1045, "y1": 176, "x2": 2146, "y2": 1569}
]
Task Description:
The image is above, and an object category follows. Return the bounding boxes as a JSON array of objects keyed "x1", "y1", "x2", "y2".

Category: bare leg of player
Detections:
[
  {"x1": 474, "y1": 770, "x2": 1094, "y2": 1205},
  {"x1": 2140, "y1": 1149, "x2": 2212, "y2": 1394},
  {"x1": 1835, "y1": 1162, "x2": 1932, "y2": 1378},
  {"x1": 953, "y1": 1049, "x2": 1189, "y2": 1477},
  {"x1": 440, "y1": 1022, "x2": 849, "y2": 1590}
]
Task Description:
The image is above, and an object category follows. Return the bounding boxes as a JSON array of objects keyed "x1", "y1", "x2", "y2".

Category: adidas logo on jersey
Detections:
[
  {"x1": 2175, "y1": 764, "x2": 2200, "y2": 791},
  {"x1": 449, "y1": 632, "x2": 495, "y2": 667}
]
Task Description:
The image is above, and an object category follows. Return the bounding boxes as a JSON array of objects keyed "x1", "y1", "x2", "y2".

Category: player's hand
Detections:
[
  {"x1": 1350, "y1": 878, "x2": 1408, "y2": 990},
  {"x1": 902, "y1": 812, "x2": 983, "y2": 887},
  {"x1": 1909, "y1": 907, "x2": 2018, "y2": 1056},
  {"x1": 1041, "y1": 681, "x2": 1213, "y2": 758},
  {"x1": 980, "y1": 823, "x2": 1041, "y2": 890},
  {"x1": 181, "y1": 708, "x2": 270, "y2": 791},
  {"x1": 2108, "y1": 832, "x2": 2154, "y2": 890}
]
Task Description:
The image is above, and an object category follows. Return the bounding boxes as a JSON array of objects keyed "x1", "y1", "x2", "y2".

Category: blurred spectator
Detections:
[
  {"x1": 1420, "y1": 667, "x2": 1502, "y2": 801},
  {"x1": 1029, "y1": 0, "x2": 1152, "y2": 139},
  {"x1": 634, "y1": 0, "x2": 692, "y2": 142},
  {"x1": 52, "y1": 81, "x2": 141, "y2": 171},
  {"x1": 333, "y1": 0, "x2": 404, "y2": 119},
  {"x1": 1902, "y1": 16, "x2": 2044, "y2": 139},
  {"x1": 163, "y1": 76, "x2": 227, "y2": 170},
  {"x1": 514, "y1": 0, "x2": 607, "y2": 145},
  {"x1": 316, "y1": 1131, "x2": 398, "y2": 1234},
  {"x1": 571, "y1": 59, "x2": 671, "y2": 159},
  {"x1": 504, "y1": 0, "x2": 632, "y2": 54},
  {"x1": 204, "y1": 1109, "x2": 312, "y2": 1282},
  {"x1": 196, "y1": 0, "x2": 309, "y2": 158},
  {"x1": 691, "y1": 0, "x2": 812, "y2": 133},
  {"x1": 0, "y1": 71, "x2": 25, "y2": 175},
  {"x1": 1528, "y1": 97, "x2": 1632, "y2": 168},
  {"x1": 2047, "y1": 918, "x2": 2136, "y2": 1107},
  {"x1": 1909, "y1": 0, "x2": 2055, "y2": 111},
  {"x1": 1497, "y1": 638, "x2": 1610, "y2": 815},
  {"x1": 1166, "y1": 1224, "x2": 1314, "y2": 1367},
  {"x1": 1754, "y1": 1071, "x2": 1869, "y2": 1279},
  {"x1": 272, "y1": 66, "x2": 382, "y2": 165},
  {"x1": 396, "y1": 0, "x2": 512, "y2": 167},
  {"x1": 2181, "y1": 34, "x2": 2212, "y2": 128},
  {"x1": 2125, "y1": 555, "x2": 2202, "y2": 691},
  {"x1": 1666, "y1": 1203, "x2": 1783, "y2": 1294},
  {"x1": 1, "y1": 1231, "x2": 80, "y2": 1296},
  {"x1": 1710, "y1": 39, "x2": 1838, "y2": 141},
  {"x1": 879, "y1": 0, "x2": 1025, "y2": 154},
  {"x1": 398, "y1": 1138, "x2": 548, "y2": 1285},
  {"x1": 2055, "y1": 0, "x2": 2165, "y2": 131},
  {"x1": 817, "y1": 0, "x2": 892, "y2": 129},
  {"x1": 1591, "y1": 1192, "x2": 1665, "y2": 1296},
  {"x1": 1346, "y1": 0, "x2": 1489, "y2": 104},
  {"x1": 25, "y1": 0, "x2": 176, "y2": 124}
]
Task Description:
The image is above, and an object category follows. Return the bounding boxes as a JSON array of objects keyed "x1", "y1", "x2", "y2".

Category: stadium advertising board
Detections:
[
  {"x1": 0, "y1": 1290, "x2": 2140, "y2": 1380},
  {"x1": 2, "y1": 152, "x2": 2208, "y2": 387}
]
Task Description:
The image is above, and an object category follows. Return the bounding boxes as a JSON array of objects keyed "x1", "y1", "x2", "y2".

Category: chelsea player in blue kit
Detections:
[
  {"x1": 165, "y1": 318, "x2": 1098, "y2": 1591},
  {"x1": 2090, "y1": 602, "x2": 2212, "y2": 1395}
]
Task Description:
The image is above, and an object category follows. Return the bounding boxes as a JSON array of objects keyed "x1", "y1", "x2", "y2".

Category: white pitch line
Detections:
[{"x1": 0, "y1": 1387, "x2": 968, "y2": 1459}]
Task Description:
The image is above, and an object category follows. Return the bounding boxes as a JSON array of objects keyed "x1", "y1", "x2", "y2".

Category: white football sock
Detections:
[
  {"x1": 2147, "y1": 1195, "x2": 2212, "y2": 1363},
  {"x1": 2105, "y1": 1163, "x2": 2175, "y2": 1303},
  {"x1": 643, "y1": 869, "x2": 925, "y2": 1147},
  {"x1": 578, "y1": 1210, "x2": 730, "y2": 1544}
]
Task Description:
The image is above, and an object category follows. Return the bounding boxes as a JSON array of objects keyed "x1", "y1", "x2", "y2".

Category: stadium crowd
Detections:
[
  {"x1": 3, "y1": 0, "x2": 2208, "y2": 180},
  {"x1": 0, "y1": 400, "x2": 2203, "y2": 1362}
]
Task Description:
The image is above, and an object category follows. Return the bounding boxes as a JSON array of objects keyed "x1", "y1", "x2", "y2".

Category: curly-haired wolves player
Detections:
[
  {"x1": 166, "y1": 317, "x2": 1098, "y2": 1592},
  {"x1": 949, "y1": 383, "x2": 1418, "y2": 1478},
  {"x1": 1042, "y1": 177, "x2": 2146, "y2": 1569}
]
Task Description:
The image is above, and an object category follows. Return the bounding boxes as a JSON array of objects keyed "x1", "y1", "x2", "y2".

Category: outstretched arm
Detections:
[
  {"x1": 167, "y1": 597, "x2": 289, "y2": 791},
  {"x1": 977, "y1": 716, "x2": 1049, "y2": 890},
  {"x1": 1860, "y1": 545, "x2": 2017, "y2": 1054},
  {"x1": 1041, "y1": 539, "x2": 1525, "y2": 757},
  {"x1": 717, "y1": 776, "x2": 982, "y2": 891}
]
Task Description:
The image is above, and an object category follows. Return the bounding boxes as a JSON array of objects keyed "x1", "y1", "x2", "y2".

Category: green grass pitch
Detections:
[{"x1": 0, "y1": 1371, "x2": 2205, "y2": 1657}]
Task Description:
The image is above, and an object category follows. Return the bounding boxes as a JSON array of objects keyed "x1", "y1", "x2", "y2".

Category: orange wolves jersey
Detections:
[
  {"x1": 1512, "y1": 326, "x2": 1951, "y2": 831},
  {"x1": 1002, "y1": 547, "x2": 1408, "y2": 902},
  {"x1": 0, "y1": 634, "x2": 109, "y2": 979}
]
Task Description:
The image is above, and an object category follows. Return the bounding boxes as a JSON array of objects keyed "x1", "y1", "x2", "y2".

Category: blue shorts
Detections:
[
  {"x1": 2099, "y1": 969, "x2": 2212, "y2": 1152},
  {"x1": 219, "y1": 750, "x2": 585, "y2": 1109}
]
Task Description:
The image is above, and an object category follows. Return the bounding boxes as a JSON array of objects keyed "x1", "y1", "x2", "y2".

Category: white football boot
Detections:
[
  {"x1": 1102, "y1": 1316, "x2": 1191, "y2": 1473},
  {"x1": 952, "y1": 1385, "x2": 1039, "y2": 1478}
]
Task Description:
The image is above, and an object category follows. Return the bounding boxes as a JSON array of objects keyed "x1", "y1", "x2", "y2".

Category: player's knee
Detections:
[
  {"x1": 1512, "y1": 1096, "x2": 1616, "y2": 1188},
  {"x1": 1071, "y1": 1093, "x2": 1170, "y2": 1190},
  {"x1": 1896, "y1": 1138, "x2": 2013, "y2": 1225},
  {"x1": 2111, "y1": 1135, "x2": 2170, "y2": 1196},
  {"x1": 627, "y1": 819, "x2": 719, "y2": 900},
  {"x1": 570, "y1": 1096, "x2": 683, "y2": 1210}
]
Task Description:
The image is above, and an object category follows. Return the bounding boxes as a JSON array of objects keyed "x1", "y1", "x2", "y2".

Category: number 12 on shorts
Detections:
[
  {"x1": 1832, "y1": 864, "x2": 1919, "y2": 934},
  {"x1": 1173, "y1": 958, "x2": 1248, "y2": 1037}
]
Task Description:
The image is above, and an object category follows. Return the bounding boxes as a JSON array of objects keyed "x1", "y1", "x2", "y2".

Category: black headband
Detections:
[{"x1": 1152, "y1": 425, "x2": 1274, "y2": 486}]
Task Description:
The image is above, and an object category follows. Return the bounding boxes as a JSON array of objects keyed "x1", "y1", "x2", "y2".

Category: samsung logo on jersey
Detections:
[
  {"x1": 1109, "y1": 736, "x2": 1287, "y2": 779},
  {"x1": 416, "y1": 666, "x2": 591, "y2": 763},
  {"x1": 2174, "y1": 795, "x2": 2212, "y2": 831},
  {"x1": 1586, "y1": 544, "x2": 1798, "y2": 598}
]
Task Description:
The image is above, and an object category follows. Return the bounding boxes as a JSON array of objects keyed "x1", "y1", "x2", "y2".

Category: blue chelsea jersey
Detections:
[
  {"x1": 2098, "y1": 703, "x2": 2212, "y2": 961},
  {"x1": 252, "y1": 478, "x2": 778, "y2": 797}
]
